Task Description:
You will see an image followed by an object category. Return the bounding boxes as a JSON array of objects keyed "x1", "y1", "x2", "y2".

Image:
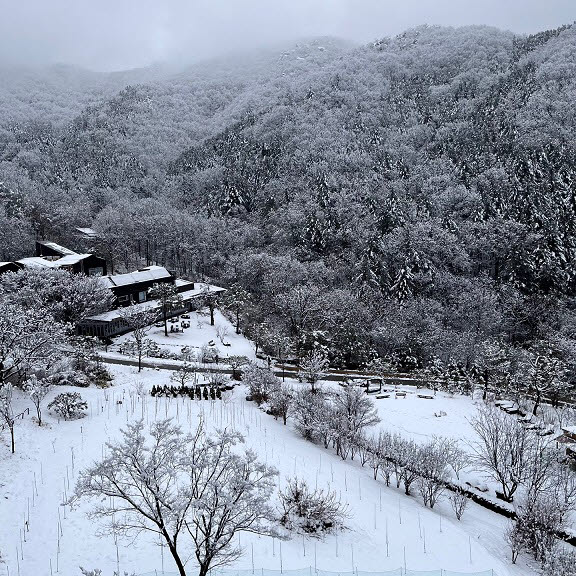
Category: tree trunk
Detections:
[
  {"x1": 164, "y1": 305, "x2": 168, "y2": 337},
  {"x1": 199, "y1": 562, "x2": 211, "y2": 576},
  {"x1": 138, "y1": 350, "x2": 142, "y2": 373},
  {"x1": 163, "y1": 534, "x2": 187, "y2": 576},
  {"x1": 210, "y1": 306, "x2": 215, "y2": 326},
  {"x1": 10, "y1": 425, "x2": 14, "y2": 454},
  {"x1": 36, "y1": 405, "x2": 42, "y2": 426},
  {"x1": 236, "y1": 309, "x2": 240, "y2": 334},
  {"x1": 532, "y1": 390, "x2": 541, "y2": 416},
  {"x1": 482, "y1": 370, "x2": 489, "y2": 401}
]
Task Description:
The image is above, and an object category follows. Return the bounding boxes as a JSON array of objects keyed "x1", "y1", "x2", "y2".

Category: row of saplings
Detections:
[
  {"x1": 243, "y1": 363, "x2": 576, "y2": 575},
  {"x1": 151, "y1": 384, "x2": 223, "y2": 400}
]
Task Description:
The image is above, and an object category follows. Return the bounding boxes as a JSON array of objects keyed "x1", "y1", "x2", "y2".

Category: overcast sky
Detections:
[{"x1": 0, "y1": 0, "x2": 574, "y2": 71}]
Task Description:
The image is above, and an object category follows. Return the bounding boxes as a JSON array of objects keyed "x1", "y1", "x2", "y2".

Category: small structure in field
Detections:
[{"x1": 555, "y1": 426, "x2": 576, "y2": 462}]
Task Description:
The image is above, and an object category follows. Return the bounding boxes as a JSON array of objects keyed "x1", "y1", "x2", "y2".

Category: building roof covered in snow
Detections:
[
  {"x1": 103, "y1": 266, "x2": 173, "y2": 288},
  {"x1": 53, "y1": 254, "x2": 94, "y2": 267},
  {"x1": 75, "y1": 227, "x2": 98, "y2": 238},
  {"x1": 36, "y1": 241, "x2": 77, "y2": 256},
  {"x1": 17, "y1": 257, "x2": 59, "y2": 269}
]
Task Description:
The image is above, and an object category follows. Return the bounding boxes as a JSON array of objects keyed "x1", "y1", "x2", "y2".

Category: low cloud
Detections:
[{"x1": 0, "y1": 0, "x2": 573, "y2": 71}]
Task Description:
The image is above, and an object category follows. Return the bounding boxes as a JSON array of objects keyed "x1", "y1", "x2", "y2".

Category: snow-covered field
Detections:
[{"x1": 0, "y1": 319, "x2": 539, "y2": 576}]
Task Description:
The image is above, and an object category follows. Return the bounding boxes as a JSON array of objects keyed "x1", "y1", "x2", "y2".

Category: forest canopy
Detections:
[{"x1": 2, "y1": 24, "x2": 576, "y2": 384}]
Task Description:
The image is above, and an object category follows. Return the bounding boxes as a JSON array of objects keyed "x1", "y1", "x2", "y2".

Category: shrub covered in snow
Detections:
[
  {"x1": 243, "y1": 363, "x2": 280, "y2": 405},
  {"x1": 541, "y1": 547, "x2": 576, "y2": 576},
  {"x1": 48, "y1": 392, "x2": 88, "y2": 420},
  {"x1": 279, "y1": 477, "x2": 349, "y2": 536}
]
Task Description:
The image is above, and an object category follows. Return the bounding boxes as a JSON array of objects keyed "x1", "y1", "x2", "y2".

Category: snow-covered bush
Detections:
[
  {"x1": 267, "y1": 382, "x2": 292, "y2": 424},
  {"x1": 242, "y1": 363, "x2": 280, "y2": 405},
  {"x1": 279, "y1": 477, "x2": 349, "y2": 536},
  {"x1": 49, "y1": 368, "x2": 90, "y2": 388},
  {"x1": 48, "y1": 392, "x2": 88, "y2": 420},
  {"x1": 291, "y1": 389, "x2": 332, "y2": 443},
  {"x1": 541, "y1": 547, "x2": 576, "y2": 576}
]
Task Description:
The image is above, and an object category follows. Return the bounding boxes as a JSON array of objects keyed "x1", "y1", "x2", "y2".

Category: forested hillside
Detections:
[{"x1": 2, "y1": 25, "x2": 576, "y2": 392}]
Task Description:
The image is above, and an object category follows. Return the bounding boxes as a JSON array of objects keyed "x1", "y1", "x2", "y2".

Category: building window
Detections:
[
  {"x1": 118, "y1": 295, "x2": 130, "y2": 304},
  {"x1": 138, "y1": 291, "x2": 147, "y2": 303}
]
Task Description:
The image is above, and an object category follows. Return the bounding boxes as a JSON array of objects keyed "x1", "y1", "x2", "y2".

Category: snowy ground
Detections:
[
  {"x1": 112, "y1": 309, "x2": 258, "y2": 363},
  {"x1": 0, "y1": 364, "x2": 542, "y2": 576}
]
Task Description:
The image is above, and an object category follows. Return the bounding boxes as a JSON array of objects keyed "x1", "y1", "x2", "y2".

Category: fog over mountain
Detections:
[{"x1": 0, "y1": 0, "x2": 574, "y2": 71}]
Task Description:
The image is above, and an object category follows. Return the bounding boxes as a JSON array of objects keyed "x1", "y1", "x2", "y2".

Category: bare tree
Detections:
[
  {"x1": 505, "y1": 520, "x2": 526, "y2": 564},
  {"x1": 448, "y1": 487, "x2": 469, "y2": 520},
  {"x1": 469, "y1": 405, "x2": 535, "y2": 502},
  {"x1": 394, "y1": 437, "x2": 420, "y2": 495},
  {"x1": 118, "y1": 306, "x2": 157, "y2": 372},
  {"x1": 416, "y1": 437, "x2": 451, "y2": 508},
  {"x1": 223, "y1": 283, "x2": 250, "y2": 334},
  {"x1": 541, "y1": 547, "x2": 576, "y2": 576},
  {"x1": 510, "y1": 494, "x2": 569, "y2": 564},
  {"x1": 291, "y1": 388, "x2": 332, "y2": 445},
  {"x1": 200, "y1": 286, "x2": 218, "y2": 326},
  {"x1": 26, "y1": 374, "x2": 51, "y2": 426},
  {"x1": 227, "y1": 355, "x2": 248, "y2": 380},
  {"x1": 523, "y1": 434, "x2": 560, "y2": 505},
  {"x1": 0, "y1": 297, "x2": 64, "y2": 388},
  {"x1": 215, "y1": 323, "x2": 230, "y2": 345},
  {"x1": 0, "y1": 383, "x2": 16, "y2": 453},
  {"x1": 149, "y1": 282, "x2": 183, "y2": 337},
  {"x1": 518, "y1": 342, "x2": 567, "y2": 415},
  {"x1": 332, "y1": 384, "x2": 380, "y2": 459},
  {"x1": 552, "y1": 459, "x2": 576, "y2": 509},
  {"x1": 441, "y1": 437, "x2": 468, "y2": 480},
  {"x1": 170, "y1": 361, "x2": 197, "y2": 387},
  {"x1": 70, "y1": 419, "x2": 278, "y2": 576},
  {"x1": 268, "y1": 381, "x2": 293, "y2": 425},
  {"x1": 299, "y1": 350, "x2": 329, "y2": 393},
  {"x1": 243, "y1": 363, "x2": 280, "y2": 405}
]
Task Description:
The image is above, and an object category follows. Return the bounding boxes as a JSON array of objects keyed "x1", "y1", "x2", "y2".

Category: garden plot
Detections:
[{"x1": 0, "y1": 362, "x2": 537, "y2": 576}]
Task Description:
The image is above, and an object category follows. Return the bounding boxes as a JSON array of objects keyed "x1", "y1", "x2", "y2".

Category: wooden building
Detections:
[
  {"x1": 53, "y1": 253, "x2": 107, "y2": 276},
  {"x1": 77, "y1": 281, "x2": 226, "y2": 338},
  {"x1": 17, "y1": 254, "x2": 107, "y2": 276},
  {"x1": 102, "y1": 266, "x2": 176, "y2": 306},
  {"x1": 555, "y1": 426, "x2": 576, "y2": 462}
]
